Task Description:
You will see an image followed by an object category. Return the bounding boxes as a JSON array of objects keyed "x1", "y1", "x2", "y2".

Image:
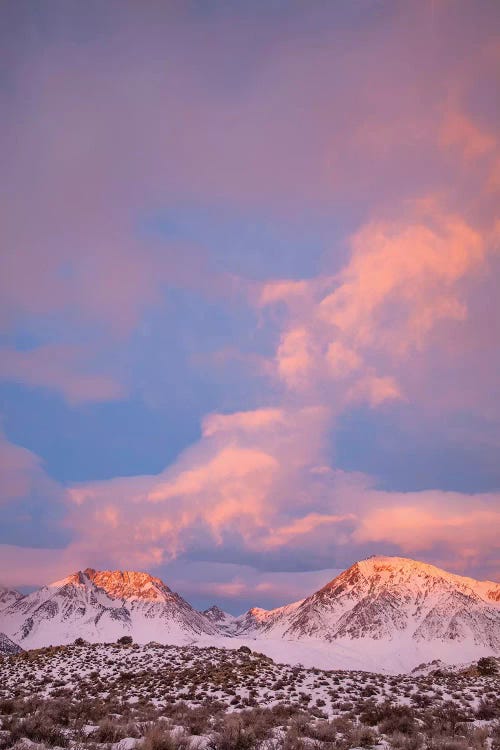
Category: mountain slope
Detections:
[
  {"x1": 202, "y1": 605, "x2": 236, "y2": 633},
  {"x1": 0, "y1": 586, "x2": 23, "y2": 612},
  {"x1": 1, "y1": 557, "x2": 498, "y2": 672},
  {"x1": 231, "y1": 556, "x2": 500, "y2": 669},
  {"x1": 0, "y1": 568, "x2": 218, "y2": 650},
  {"x1": 0, "y1": 632, "x2": 23, "y2": 655}
]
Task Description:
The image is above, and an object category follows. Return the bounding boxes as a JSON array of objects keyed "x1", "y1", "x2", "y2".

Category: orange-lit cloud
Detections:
[
  {"x1": 264, "y1": 512, "x2": 355, "y2": 549},
  {"x1": 202, "y1": 409, "x2": 286, "y2": 437},
  {"x1": 441, "y1": 109, "x2": 496, "y2": 162},
  {"x1": 257, "y1": 207, "x2": 490, "y2": 419},
  {"x1": 353, "y1": 501, "x2": 500, "y2": 573},
  {"x1": 148, "y1": 447, "x2": 277, "y2": 503}
]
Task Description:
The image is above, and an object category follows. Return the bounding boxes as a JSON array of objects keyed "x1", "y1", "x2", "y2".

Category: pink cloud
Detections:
[
  {"x1": 440, "y1": 108, "x2": 496, "y2": 162},
  {"x1": 0, "y1": 431, "x2": 63, "y2": 507},
  {"x1": 319, "y1": 212, "x2": 485, "y2": 353},
  {"x1": 148, "y1": 446, "x2": 278, "y2": 502},
  {"x1": 353, "y1": 500, "x2": 500, "y2": 574},
  {"x1": 202, "y1": 408, "x2": 286, "y2": 437},
  {"x1": 64, "y1": 405, "x2": 331, "y2": 567},
  {"x1": 263, "y1": 512, "x2": 355, "y2": 549},
  {"x1": 325, "y1": 341, "x2": 361, "y2": 379},
  {"x1": 1, "y1": 417, "x2": 499, "y2": 584},
  {"x1": 346, "y1": 374, "x2": 402, "y2": 408},
  {"x1": 0, "y1": 544, "x2": 88, "y2": 588},
  {"x1": 0, "y1": 345, "x2": 125, "y2": 403},
  {"x1": 55, "y1": 402, "x2": 499, "y2": 581},
  {"x1": 258, "y1": 207, "x2": 490, "y2": 415},
  {"x1": 275, "y1": 327, "x2": 317, "y2": 390},
  {"x1": 0, "y1": 433, "x2": 41, "y2": 503},
  {"x1": 257, "y1": 280, "x2": 317, "y2": 308}
]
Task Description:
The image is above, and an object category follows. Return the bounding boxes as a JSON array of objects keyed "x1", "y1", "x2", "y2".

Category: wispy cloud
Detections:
[{"x1": 0, "y1": 345, "x2": 126, "y2": 403}]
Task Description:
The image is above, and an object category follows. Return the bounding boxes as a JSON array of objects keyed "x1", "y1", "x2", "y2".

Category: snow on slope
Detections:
[
  {"x1": 0, "y1": 585, "x2": 23, "y2": 611},
  {"x1": 233, "y1": 556, "x2": 500, "y2": 640},
  {"x1": 0, "y1": 568, "x2": 218, "y2": 650},
  {"x1": 202, "y1": 605, "x2": 236, "y2": 633},
  {"x1": 228, "y1": 556, "x2": 500, "y2": 671},
  {"x1": 0, "y1": 556, "x2": 498, "y2": 673}
]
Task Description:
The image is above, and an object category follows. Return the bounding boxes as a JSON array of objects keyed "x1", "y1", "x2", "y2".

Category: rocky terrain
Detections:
[
  {"x1": 0, "y1": 633, "x2": 22, "y2": 656},
  {"x1": 0, "y1": 586, "x2": 23, "y2": 612}
]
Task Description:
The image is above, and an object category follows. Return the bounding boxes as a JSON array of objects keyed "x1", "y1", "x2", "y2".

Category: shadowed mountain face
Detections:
[
  {"x1": 0, "y1": 632, "x2": 23, "y2": 655},
  {"x1": 0, "y1": 586, "x2": 23, "y2": 612}
]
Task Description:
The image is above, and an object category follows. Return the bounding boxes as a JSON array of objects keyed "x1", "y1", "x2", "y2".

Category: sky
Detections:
[{"x1": 0, "y1": 0, "x2": 499, "y2": 613}]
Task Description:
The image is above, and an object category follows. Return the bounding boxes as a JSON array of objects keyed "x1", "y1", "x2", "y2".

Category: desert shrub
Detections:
[
  {"x1": 475, "y1": 698, "x2": 499, "y2": 720},
  {"x1": 139, "y1": 723, "x2": 190, "y2": 750},
  {"x1": 332, "y1": 715, "x2": 355, "y2": 735},
  {"x1": 8, "y1": 715, "x2": 68, "y2": 747},
  {"x1": 269, "y1": 703, "x2": 304, "y2": 723},
  {"x1": 302, "y1": 720, "x2": 337, "y2": 742},
  {"x1": 208, "y1": 716, "x2": 256, "y2": 750},
  {"x1": 0, "y1": 698, "x2": 15, "y2": 714},
  {"x1": 118, "y1": 635, "x2": 133, "y2": 645},
  {"x1": 164, "y1": 702, "x2": 216, "y2": 735},
  {"x1": 346, "y1": 725, "x2": 378, "y2": 748},
  {"x1": 379, "y1": 705, "x2": 417, "y2": 735},
  {"x1": 477, "y1": 657, "x2": 498, "y2": 676},
  {"x1": 423, "y1": 703, "x2": 470, "y2": 736},
  {"x1": 388, "y1": 731, "x2": 424, "y2": 750},
  {"x1": 359, "y1": 699, "x2": 395, "y2": 726},
  {"x1": 92, "y1": 717, "x2": 128, "y2": 742},
  {"x1": 231, "y1": 707, "x2": 294, "y2": 741},
  {"x1": 491, "y1": 722, "x2": 500, "y2": 750},
  {"x1": 426, "y1": 739, "x2": 471, "y2": 750},
  {"x1": 281, "y1": 727, "x2": 305, "y2": 750},
  {"x1": 462, "y1": 726, "x2": 490, "y2": 750},
  {"x1": 41, "y1": 697, "x2": 72, "y2": 726}
]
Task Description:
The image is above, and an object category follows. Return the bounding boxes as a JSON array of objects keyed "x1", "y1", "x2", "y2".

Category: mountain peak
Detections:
[
  {"x1": 3, "y1": 567, "x2": 217, "y2": 649},
  {"x1": 51, "y1": 568, "x2": 173, "y2": 601},
  {"x1": 202, "y1": 605, "x2": 236, "y2": 624},
  {"x1": 86, "y1": 569, "x2": 173, "y2": 601},
  {"x1": 0, "y1": 585, "x2": 23, "y2": 611},
  {"x1": 326, "y1": 555, "x2": 473, "y2": 587}
]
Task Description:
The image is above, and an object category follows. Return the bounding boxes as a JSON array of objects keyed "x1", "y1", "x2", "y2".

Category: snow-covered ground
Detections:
[
  {"x1": 0, "y1": 641, "x2": 498, "y2": 750},
  {"x1": 207, "y1": 632, "x2": 500, "y2": 674}
]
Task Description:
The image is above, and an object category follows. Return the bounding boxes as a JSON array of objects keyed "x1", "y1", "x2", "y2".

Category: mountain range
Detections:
[{"x1": 1, "y1": 555, "x2": 499, "y2": 672}]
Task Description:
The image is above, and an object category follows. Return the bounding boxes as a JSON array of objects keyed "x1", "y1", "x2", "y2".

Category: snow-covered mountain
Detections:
[
  {"x1": 1, "y1": 557, "x2": 498, "y2": 672},
  {"x1": 0, "y1": 585, "x2": 23, "y2": 611},
  {"x1": 202, "y1": 605, "x2": 236, "y2": 633},
  {"x1": 0, "y1": 568, "x2": 218, "y2": 650},
  {"x1": 229, "y1": 556, "x2": 500, "y2": 670}
]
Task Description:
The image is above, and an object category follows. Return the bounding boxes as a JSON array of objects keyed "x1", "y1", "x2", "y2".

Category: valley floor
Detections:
[{"x1": 0, "y1": 642, "x2": 498, "y2": 750}]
